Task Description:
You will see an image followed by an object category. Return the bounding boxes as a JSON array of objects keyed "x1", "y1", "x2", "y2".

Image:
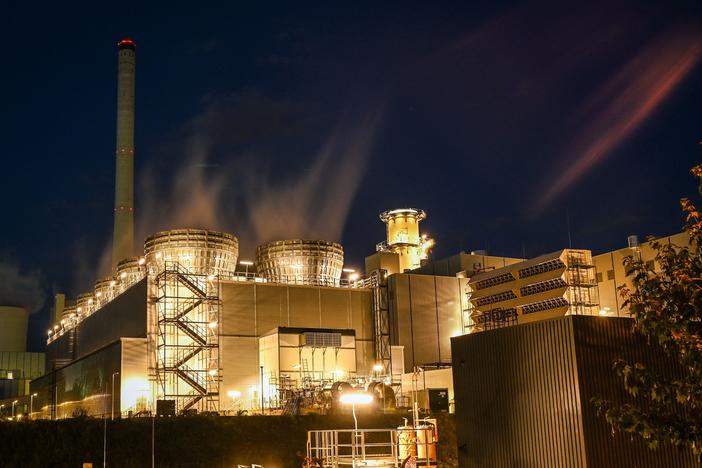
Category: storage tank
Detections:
[
  {"x1": 116, "y1": 256, "x2": 145, "y2": 293},
  {"x1": 76, "y1": 293, "x2": 95, "y2": 317},
  {"x1": 144, "y1": 229, "x2": 239, "y2": 276},
  {"x1": 0, "y1": 306, "x2": 28, "y2": 352},
  {"x1": 256, "y1": 239, "x2": 344, "y2": 286},
  {"x1": 94, "y1": 277, "x2": 117, "y2": 308}
]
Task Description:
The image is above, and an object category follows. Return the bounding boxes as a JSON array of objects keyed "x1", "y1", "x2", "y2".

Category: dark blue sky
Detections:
[{"x1": 2, "y1": 1, "x2": 702, "y2": 350}]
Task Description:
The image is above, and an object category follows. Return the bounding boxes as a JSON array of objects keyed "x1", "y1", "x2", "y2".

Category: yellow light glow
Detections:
[
  {"x1": 121, "y1": 377, "x2": 150, "y2": 412},
  {"x1": 208, "y1": 369, "x2": 217, "y2": 376},
  {"x1": 227, "y1": 390, "x2": 241, "y2": 399},
  {"x1": 372, "y1": 364, "x2": 384, "y2": 372},
  {"x1": 349, "y1": 273, "x2": 360, "y2": 282},
  {"x1": 208, "y1": 321, "x2": 218, "y2": 329},
  {"x1": 138, "y1": 257, "x2": 146, "y2": 265},
  {"x1": 339, "y1": 392, "x2": 373, "y2": 405},
  {"x1": 207, "y1": 274, "x2": 215, "y2": 281},
  {"x1": 239, "y1": 260, "x2": 254, "y2": 266},
  {"x1": 120, "y1": 272, "x2": 127, "y2": 279}
]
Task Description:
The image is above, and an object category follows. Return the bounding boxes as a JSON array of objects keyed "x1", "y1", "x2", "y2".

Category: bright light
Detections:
[
  {"x1": 599, "y1": 307, "x2": 612, "y2": 316},
  {"x1": 342, "y1": 268, "x2": 356, "y2": 273},
  {"x1": 53, "y1": 325, "x2": 59, "y2": 330},
  {"x1": 372, "y1": 364, "x2": 384, "y2": 372},
  {"x1": 339, "y1": 392, "x2": 373, "y2": 405},
  {"x1": 334, "y1": 369, "x2": 345, "y2": 378},
  {"x1": 138, "y1": 257, "x2": 146, "y2": 265},
  {"x1": 120, "y1": 272, "x2": 127, "y2": 279},
  {"x1": 76, "y1": 307, "x2": 82, "y2": 313},
  {"x1": 349, "y1": 273, "x2": 360, "y2": 282},
  {"x1": 292, "y1": 363, "x2": 301, "y2": 369},
  {"x1": 155, "y1": 252, "x2": 162, "y2": 259},
  {"x1": 95, "y1": 292, "x2": 102, "y2": 298},
  {"x1": 32, "y1": 393, "x2": 37, "y2": 397},
  {"x1": 121, "y1": 377, "x2": 150, "y2": 412},
  {"x1": 239, "y1": 260, "x2": 254, "y2": 266},
  {"x1": 47, "y1": 330, "x2": 52, "y2": 335},
  {"x1": 208, "y1": 369, "x2": 218, "y2": 376},
  {"x1": 60, "y1": 319, "x2": 65, "y2": 325},
  {"x1": 208, "y1": 321, "x2": 218, "y2": 329},
  {"x1": 249, "y1": 385, "x2": 258, "y2": 393},
  {"x1": 207, "y1": 274, "x2": 216, "y2": 281},
  {"x1": 227, "y1": 390, "x2": 241, "y2": 399}
]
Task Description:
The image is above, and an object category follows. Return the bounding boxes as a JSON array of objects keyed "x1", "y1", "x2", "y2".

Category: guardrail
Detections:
[{"x1": 306, "y1": 427, "x2": 437, "y2": 467}]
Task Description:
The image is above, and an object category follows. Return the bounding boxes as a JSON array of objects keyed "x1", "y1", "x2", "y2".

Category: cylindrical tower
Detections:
[
  {"x1": 256, "y1": 239, "x2": 344, "y2": 286},
  {"x1": 116, "y1": 256, "x2": 145, "y2": 293},
  {"x1": 76, "y1": 293, "x2": 95, "y2": 318},
  {"x1": 112, "y1": 38, "x2": 136, "y2": 270},
  {"x1": 379, "y1": 208, "x2": 434, "y2": 272},
  {"x1": 144, "y1": 229, "x2": 239, "y2": 276},
  {"x1": 0, "y1": 306, "x2": 28, "y2": 352},
  {"x1": 94, "y1": 277, "x2": 117, "y2": 307}
]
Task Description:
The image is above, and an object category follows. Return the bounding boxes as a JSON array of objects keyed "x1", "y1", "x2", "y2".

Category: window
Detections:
[
  {"x1": 596, "y1": 272, "x2": 603, "y2": 283},
  {"x1": 606, "y1": 270, "x2": 615, "y2": 281}
]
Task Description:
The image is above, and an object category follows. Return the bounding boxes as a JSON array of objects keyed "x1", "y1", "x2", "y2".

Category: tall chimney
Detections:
[{"x1": 112, "y1": 38, "x2": 136, "y2": 269}]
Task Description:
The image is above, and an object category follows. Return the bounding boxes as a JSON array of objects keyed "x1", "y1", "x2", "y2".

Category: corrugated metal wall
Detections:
[
  {"x1": 451, "y1": 316, "x2": 697, "y2": 467},
  {"x1": 571, "y1": 316, "x2": 695, "y2": 467}
]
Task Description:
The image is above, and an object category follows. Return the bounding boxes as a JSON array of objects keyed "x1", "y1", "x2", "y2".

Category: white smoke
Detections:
[
  {"x1": 0, "y1": 260, "x2": 46, "y2": 313},
  {"x1": 136, "y1": 93, "x2": 382, "y2": 257}
]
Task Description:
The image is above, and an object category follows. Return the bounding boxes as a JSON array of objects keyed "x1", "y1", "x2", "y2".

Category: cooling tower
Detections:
[
  {"x1": 144, "y1": 229, "x2": 239, "y2": 275},
  {"x1": 256, "y1": 239, "x2": 344, "y2": 286},
  {"x1": 61, "y1": 304, "x2": 77, "y2": 320},
  {"x1": 0, "y1": 306, "x2": 28, "y2": 352},
  {"x1": 76, "y1": 293, "x2": 95, "y2": 317},
  {"x1": 112, "y1": 38, "x2": 137, "y2": 269},
  {"x1": 116, "y1": 256, "x2": 145, "y2": 293},
  {"x1": 94, "y1": 277, "x2": 117, "y2": 308}
]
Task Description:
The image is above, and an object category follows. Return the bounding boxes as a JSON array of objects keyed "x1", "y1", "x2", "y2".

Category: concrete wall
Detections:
[{"x1": 593, "y1": 232, "x2": 689, "y2": 316}]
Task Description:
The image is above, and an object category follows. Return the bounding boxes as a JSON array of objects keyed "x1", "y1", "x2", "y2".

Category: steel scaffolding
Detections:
[
  {"x1": 153, "y1": 261, "x2": 221, "y2": 413},
  {"x1": 370, "y1": 270, "x2": 391, "y2": 375}
]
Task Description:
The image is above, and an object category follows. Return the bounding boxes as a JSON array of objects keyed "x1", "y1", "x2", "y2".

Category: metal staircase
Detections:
[{"x1": 154, "y1": 261, "x2": 221, "y2": 414}]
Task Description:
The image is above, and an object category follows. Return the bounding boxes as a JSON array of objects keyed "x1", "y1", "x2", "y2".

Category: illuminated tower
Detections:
[
  {"x1": 378, "y1": 208, "x2": 435, "y2": 272},
  {"x1": 112, "y1": 38, "x2": 136, "y2": 270}
]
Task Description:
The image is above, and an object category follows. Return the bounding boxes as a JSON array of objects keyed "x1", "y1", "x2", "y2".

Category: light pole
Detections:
[
  {"x1": 111, "y1": 372, "x2": 120, "y2": 420},
  {"x1": 11, "y1": 400, "x2": 18, "y2": 419},
  {"x1": 30, "y1": 393, "x2": 38, "y2": 420},
  {"x1": 339, "y1": 392, "x2": 373, "y2": 466}
]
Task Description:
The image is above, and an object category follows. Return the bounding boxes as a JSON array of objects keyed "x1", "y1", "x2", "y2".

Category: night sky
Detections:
[{"x1": 2, "y1": 1, "x2": 702, "y2": 350}]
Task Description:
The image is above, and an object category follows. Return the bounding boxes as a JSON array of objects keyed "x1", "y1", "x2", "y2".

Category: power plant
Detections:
[{"x1": 1, "y1": 38, "x2": 688, "y2": 429}]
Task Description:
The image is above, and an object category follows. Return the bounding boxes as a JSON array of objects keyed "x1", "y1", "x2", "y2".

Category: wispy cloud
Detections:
[
  {"x1": 0, "y1": 260, "x2": 46, "y2": 313},
  {"x1": 135, "y1": 93, "x2": 382, "y2": 257}
]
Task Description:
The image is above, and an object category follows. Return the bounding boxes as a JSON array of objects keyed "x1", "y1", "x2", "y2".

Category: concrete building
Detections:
[{"x1": 593, "y1": 232, "x2": 690, "y2": 316}]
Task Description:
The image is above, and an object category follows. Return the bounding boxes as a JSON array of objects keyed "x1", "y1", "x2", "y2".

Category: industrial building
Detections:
[
  {"x1": 0, "y1": 306, "x2": 45, "y2": 419},
  {"x1": 451, "y1": 315, "x2": 697, "y2": 467},
  {"x1": 593, "y1": 232, "x2": 690, "y2": 316},
  {"x1": 464, "y1": 249, "x2": 600, "y2": 332},
  {"x1": 24, "y1": 37, "x2": 693, "y2": 426}
]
